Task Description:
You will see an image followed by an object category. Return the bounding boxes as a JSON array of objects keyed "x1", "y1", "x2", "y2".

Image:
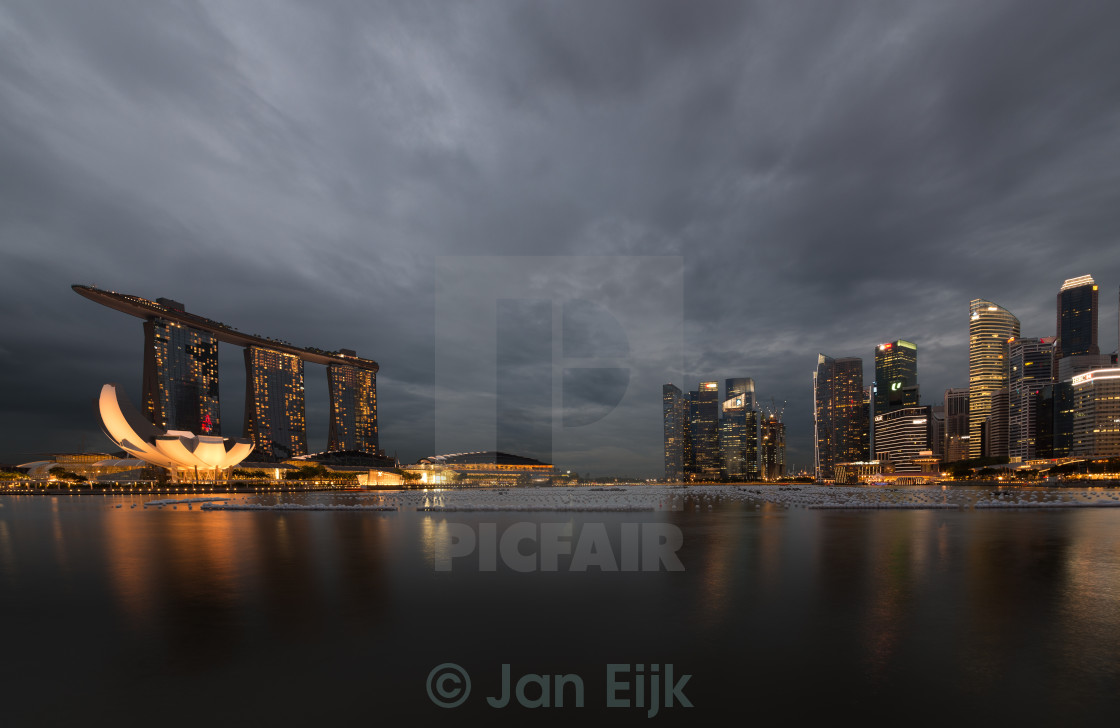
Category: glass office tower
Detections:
[
  {"x1": 662, "y1": 383, "x2": 686, "y2": 482},
  {"x1": 968, "y1": 299, "x2": 1020, "y2": 459},
  {"x1": 1009, "y1": 337, "x2": 1054, "y2": 460},
  {"x1": 1055, "y1": 275, "x2": 1099, "y2": 363},
  {"x1": 761, "y1": 414, "x2": 786, "y2": 480},
  {"x1": 719, "y1": 393, "x2": 759, "y2": 481},
  {"x1": 874, "y1": 340, "x2": 919, "y2": 414},
  {"x1": 327, "y1": 360, "x2": 379, "y2": 454},
  {"x1": 814, "y1": 354, "x2": 868, "y2": 480},
  {"x1": 690, "y1": 381, "x2": 721, "y2": 480},
  {"x1": 142, "y1": 318, "x2": 221, "y2": 434},
  {"x1": 725, "y1": 377, "x2": 757, "y2": 411},
  {"x1": 943, "y1": 387, "x2": 970, "y2": 462},
  {"x1": 244, "y1": 346, "x2": 308, "y2": 460}
]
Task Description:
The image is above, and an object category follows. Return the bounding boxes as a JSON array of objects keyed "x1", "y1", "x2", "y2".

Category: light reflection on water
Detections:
[{"x1": 0, "y1": 490, "x2": 1118, "y2": 725}]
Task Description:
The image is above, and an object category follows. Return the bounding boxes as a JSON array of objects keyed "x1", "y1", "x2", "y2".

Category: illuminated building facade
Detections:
[
  {"x1": 690, "y1": 381, "x2": 720, "y2": 479},
  {"x1": 944, "y1": 387, "x2": 969, "y2": 462},
  {"x1": 874, "y1": 340, "x2": 919, "y2": 415},
  {"x1": 1072, "y1": 369, "x2": 1120, "y2": 457},
  {"x1": 725, "y1": 377, "x2": 757, "y2": 411},
  {"x1": 929, "y1": 404, "x2": 945, "y2": 458},
  {"x1": 328, "y1": 355, "x2": 379, "y2": 454},
  {"x1": 1055, "y1": 275, "x2": 1099, "y2": 363},
  {"x1": 1009, "y1": 337, "x2": 1054, "y2": 460},
  {"x1": 142, "y1": 317, "x2": 221, "y2": 434},
  {"x1": 97, "y1": 384, "x2": 252, "y2": 482},
  {"x1": 814, "y1": 354, "x2": 868, "y2": 480},
  {"x1": 406, "y1": 451, "x2": 554, "y2": 486},
  {"x1": 244, "y1": 347, "x2": 307, "y2": 460},
  {"x1": 760, "y1": 414, "x2": 785, "y2": 480},
  {"x1": 968, "y1": 299, "x2": 1020, "y2": 458},
  {"x1": 873, "y1": 406, "x2": 931, "y2": 473},
  {"x1": 662, "y1": 383, "x2": 686, "y2": 481},
  {"x1": 74, "y1": 286, "x2": 380, "y2": 460},
  {"x1": 719, "y1": 391, "x2": 759, "y2": 481}
]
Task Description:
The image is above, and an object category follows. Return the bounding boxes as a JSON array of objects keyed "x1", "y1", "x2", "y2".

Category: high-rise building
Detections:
[
  {"x1": 719, "y1": 393, "x2": 759, "y2": 481},
  {"x1": 1055, "y1": 275, "x2": 1099, "y2": 363},
  {"x1": 985, "y1": 388, "x2": 1010, "y2": 459},
  {"x1": 725, "y1": 378, "x2": 757, "y2": 411},
  {"x1": 244, "y1": 346, "x2": 308, "y2": 460},
  {"x1": 874, "y1": 340, "x2": 919, "y2": 415},
  {"x1": 141, "y1": 317, "x2": 221, "y2": 434},
  {"x1": 682, "y1": 389, "x2": 695, "y2": 478},
  {"x1": 929, "y1": 404, "x2": 945, "y2": 458},
  {"x1": 760, "y1": 414, "x2": 785, "y2": 480},
  {"x1": 327, "y1": 356, "x2": 379, "y2": 454},
  {"x1": 968, "y1": 299, "x2": 1020, "y2": 458},
  {"x1": 662, "y1": 383, "x2": 685, "y2": 482},
  {"x1": 944, "y1": 387, "x2": 970, "y2": 462},
  {"x1": 814, "y1": 355, "x2": 868, "y2": 480},
  {"x1": 73, "y1": 286, "x2": 381, "y2": 461},
  {"x1": 1072, "y1": 369, "x2": 1120, "y2": 457},
  {"x1": 873, "y1": 406, "x2": 931, "y2": 473},
  {"x1": 1009, "y1": 337, "x2": 1054, "y2": 461},
  {"x1": 690, "y1": 381, "x2": 720, "y2": 479},
  {"x1": 1052, "y1": 277, "x2": 1108, "y2": 455}
]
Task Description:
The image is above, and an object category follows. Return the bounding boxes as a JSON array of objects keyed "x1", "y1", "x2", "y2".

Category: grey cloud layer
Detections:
[{"x1": 2, "y1": 0, "x2": 1118, "y2": 474}]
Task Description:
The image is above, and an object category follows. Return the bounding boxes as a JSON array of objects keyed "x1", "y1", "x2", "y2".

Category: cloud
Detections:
[{"x1": 1, "y1": 0, "x2": 1119, "y2": 474}]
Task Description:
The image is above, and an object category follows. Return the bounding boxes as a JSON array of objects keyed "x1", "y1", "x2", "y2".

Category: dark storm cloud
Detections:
[{"x1": 2, "y1": 0, "x2": 1119, "y2": 473}]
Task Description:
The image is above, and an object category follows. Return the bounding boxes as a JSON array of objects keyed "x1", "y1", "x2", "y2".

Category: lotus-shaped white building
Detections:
[{"x1": 97, "y1": 384, "x2": 253, "y2": 482}]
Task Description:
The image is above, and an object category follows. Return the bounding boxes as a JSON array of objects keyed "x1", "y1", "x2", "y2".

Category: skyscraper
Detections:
[
  {"x1": 760, "y1": 413, "x2": 785, "y2": 480},
  {"x1": 814, "y1": 354, "x2": 867, "y2": 480},
  {"x1": 681, "y1": 389, "x2": 695, "y2": 478},
  {"x1": 943, "y1": 387, "x2": 969, "y2": 462},
  {"x1": 719, "y1": 392, "x2": 759, "y2": 481},
  {"x1": 968, "y1": 299, "x2": 1020, "y2": 459},
  {"x1": 1009, "y1": 337, "x2": 1054, "y2": 461},
  {"x1": 874, "y1": 340, "x2": 919, "y2": 415},
  {"x1": 662, "y1": 383, "x2": 685, "y2": 481},
  {"x1": 244, "y1": 346, "x2": 308, "y2": 460},
  {"x1": 327, "y1": 356, "x2": 379, "y2": 454},
  {"x1": 73, "y1": 286, "x2": 381, "y2": 460},
  {"x1": 690, "y1": 381, "x2": 720, "y2": 479},
  {"x1": 928, "y1": 404, "x2": 945, "y2": 458},
  {"x1": 1052, "y1": 277, "x2": 1109, "y2": 454},
  {"x1": 1054, "y1": 275, "x2": 1099, "y2": 364},
  {"x1": 142, "y1": 316, "x2": 221, "y2": 435},
  {"x1": 725, "y1": 377, "x2": 757, "y2": 411}
]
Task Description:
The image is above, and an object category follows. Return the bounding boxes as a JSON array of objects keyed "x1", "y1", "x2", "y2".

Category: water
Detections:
[{"x1": 1, "y1": 487, "x2": 1118, "y2": 726}]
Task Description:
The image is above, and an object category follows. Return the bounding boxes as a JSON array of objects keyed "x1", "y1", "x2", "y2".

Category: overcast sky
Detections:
[{"x1": 2, "y1": 1, "x2": 1119, "y2": 476}]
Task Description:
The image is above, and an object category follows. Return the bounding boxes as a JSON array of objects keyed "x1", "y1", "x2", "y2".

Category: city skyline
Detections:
[{"x1": 3, "y1": 2, "x2": 1120, "y2": 476}]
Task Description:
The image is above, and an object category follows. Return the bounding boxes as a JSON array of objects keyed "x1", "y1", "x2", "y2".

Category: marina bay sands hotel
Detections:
[{"x1": 73, "y1": 285, "x2": 380, "y2": 461}]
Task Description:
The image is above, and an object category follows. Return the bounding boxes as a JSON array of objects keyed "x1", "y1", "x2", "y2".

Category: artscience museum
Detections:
[{"x1": 96, "y1": 384, "x2": 253, "y2": 482}]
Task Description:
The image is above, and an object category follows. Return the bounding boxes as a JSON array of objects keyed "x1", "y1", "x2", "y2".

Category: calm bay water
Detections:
[{"x1": 1, "y1": 488, "x2": 1118, "y2": 726}]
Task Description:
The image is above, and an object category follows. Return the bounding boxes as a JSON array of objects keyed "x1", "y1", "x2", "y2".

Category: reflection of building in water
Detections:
[{"x1": 103, "y1": 501, "x2": 391, "y2": 651}]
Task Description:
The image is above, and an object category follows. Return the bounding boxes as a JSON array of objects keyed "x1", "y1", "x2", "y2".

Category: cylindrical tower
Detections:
[{"x1": 968, "y1": 299, "x2": 1020, "y2": 459}]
